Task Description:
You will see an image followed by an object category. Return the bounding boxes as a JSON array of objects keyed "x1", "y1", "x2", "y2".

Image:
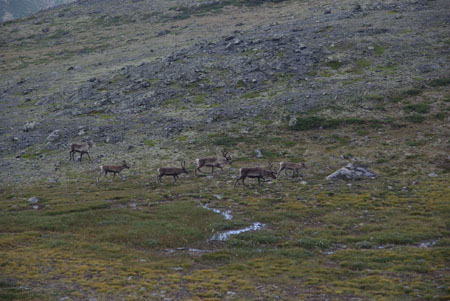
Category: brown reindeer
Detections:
[
  {"x1": 157, "y1": 161, "x2": 189, "y2": 184},
  {"x1": 195, "y1": 150, "x2": 232, "y2": 176},
  {"x1": 277, "y1": 162, "x2": 308, "y2": 178},
  {"x1": 97, "y1": 161, "x2": 130, "y2": 182},
  {"x1": 233, "y1": 163, "x2": 277, "y2": 188},
  {"x1": 70, "y1": 141, "x2": 93, "y2": 162}
]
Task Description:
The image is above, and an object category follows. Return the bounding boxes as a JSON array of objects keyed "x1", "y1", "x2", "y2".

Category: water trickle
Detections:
[
  {"x1": 200, "y1": 203, "x2": 264, "y2": 241},
  {"x1": 200, "y1": 203, "x2": 233, "y2": 220},
  {"x1": 211, "y1": 222, "x2": 265, "y2": 241}
]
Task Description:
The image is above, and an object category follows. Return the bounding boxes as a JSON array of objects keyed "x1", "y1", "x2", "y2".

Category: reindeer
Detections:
[
  {"x1": 195, "y1": 150, "x2": 233, "y2": 176},
  {"x1": 233, "y1": 163, "x2": 277, "y2": 188},
  {"x1": 277, "y1": 162, "x2": 308, "y2": 178},
  {"x1": 69, "y1": 141, "x2": 93, "y2": 162},
  {"x1": 97, "y1": 161, "x2": 130, "y2": 182},
  {"x1": 157, "y1": 161, "x2": 189, "y2": 184}
]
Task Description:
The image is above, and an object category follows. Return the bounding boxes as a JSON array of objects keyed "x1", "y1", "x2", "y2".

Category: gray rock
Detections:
[
  {"x1": 28, "y1": 197, "x2": 39, "y2": 204},
  {"x1": 23, "y1": 121, "x2": 38, "y2": 132},
  {"x1": 326, "y1": 163, "x2": 376, "y2": 181},
  {"x1": 255, "y1": 149, "x2": 263, "y2": 158},
  {"x1": 417, "y1": 64, "x2": 438, "y2": 73},
  {"x1": 428, "y1": 172, "x2": 438, "y2": 177},
  {"x1": 46, "y1": 130, "x2": 61, "y2": 142}
]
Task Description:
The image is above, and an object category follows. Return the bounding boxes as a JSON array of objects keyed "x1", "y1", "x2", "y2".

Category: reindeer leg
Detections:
[
  {"x1": 197, "y1": 167, "x2": 203, "y2": 175},
  {"x1": 112, "y1": 173, "x2": 116, "y2": 182},
  {"x1": 86, "y1": 152, "x2": 91, "y2": 162},
  {"x1": 211, "y1": 166, "x2": 214, "y2": 175},
  {"x1": 277, "y1": 167, "x2": 284, "y2": 179},
  {"x1": 79, "y1": 152, "x2": 83, "y2": 162},
  {"x1": 233, "y1": 177, "x2": 241, "y2": 188},
  {"x1": 173, "y1": 175, "x2": 177, "y2": 184},
  {"x1": 97, "y1": 171, "x2": 103, "y2": 183},
  {"x1": 219, "y1": 166, "x2": 224, "y2": 174}
]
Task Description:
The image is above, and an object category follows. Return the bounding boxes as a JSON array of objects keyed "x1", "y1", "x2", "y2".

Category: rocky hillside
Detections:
[
  {"x1": 0, "y1": 0, "x2": 448, "y2": 184},
  {"x1": 0, "y1": 0, "x2": 74, "y2": 21}
]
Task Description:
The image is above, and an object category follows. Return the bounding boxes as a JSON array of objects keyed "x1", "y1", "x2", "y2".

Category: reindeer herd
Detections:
[{"x1": 69, "y1": 142, "x2": 307, "y2": 187}]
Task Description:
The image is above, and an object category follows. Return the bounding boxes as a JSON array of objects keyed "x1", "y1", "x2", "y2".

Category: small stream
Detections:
[{"x1": 201, "y1": 203, "x2": 265, "y2": 241}]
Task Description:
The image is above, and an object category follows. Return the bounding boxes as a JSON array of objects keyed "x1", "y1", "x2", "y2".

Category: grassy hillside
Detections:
[{"x1": 0, "y1": 0, "x2": 449, "y2": 299}]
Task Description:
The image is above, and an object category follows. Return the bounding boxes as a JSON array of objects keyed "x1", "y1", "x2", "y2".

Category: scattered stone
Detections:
[
  {"x1": 28, "y1": 197, "x2": 39, "y2": 204},
  {"x1": 324, "y1": 9, "x2": 331, "y2": 14},
  {"x1": 417, "y1": 64, "x2": 438, "y2": 73},
  {"x1": 326, "y1": 163, "x2": 376, "y2": 181},
  {"x1": 158, "y1": 29, "x2": 171, "y2": 37},
  {"x1": 23, "y1": 121, "x2": 38, "y2": 132},
  {"x1": 428, "y1": 172, "x2": 438, "y2": 177},
  {"x1": 78, "y1": 129, "x2": 86, "y2": 136},
  {"x1": 213, "y1": 194, "x2": 223, "y2": 200},
  {"x1": 300, "y1": 181, "x2": 307, "y2": 185}
]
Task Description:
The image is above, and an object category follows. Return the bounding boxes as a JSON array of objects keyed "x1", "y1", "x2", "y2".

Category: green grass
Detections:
[
  {"x1": 428, "y1": 77, "x2": 450, "y2": 87},
  {"x1": 288, "y1": 116, "x2": 381, "y2": 131},
  {"x1": 403, "y1": 103, "x2": 430, "y2": 114},
  {"x1": 404, "y1": 88, "x2": 423, "y2": 97},
  {"x1": 326, "y1": 60, "x2": 343, "y2": 69},
  {"x1": 373, "y1": 45, "x2": 385, "y2": 56},
  {"x1": 405, "y1": 114, "x2": 426, "y2": 123},
  {"x1": 143, "y1": 139, "x2": 155, "y2": 147}
]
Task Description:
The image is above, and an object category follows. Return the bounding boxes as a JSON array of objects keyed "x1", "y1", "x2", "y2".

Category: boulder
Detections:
[
  {"x1": 326, "y1": 163, "x2": 376, "y2": 181},
  {"x1": 46, "y1": 130, "x2": 61, "y2": 142}
]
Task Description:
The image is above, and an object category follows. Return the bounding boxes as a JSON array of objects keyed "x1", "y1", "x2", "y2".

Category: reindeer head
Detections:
[
  {"x1": 302, "y1": 162, "x2": 308, "y2": 169},
  {"x1": 267, "y1": 162, "x2": 277, "y2": 179},
  {"x1": 222, "y1": 150, "x2": 233, "y2": 165},
  {"x1": 181, "y1": 161, "x2": 189, "y2": 174},
  {"x1": 122, "y1": 161, "x2": 130, "y2": 169}
]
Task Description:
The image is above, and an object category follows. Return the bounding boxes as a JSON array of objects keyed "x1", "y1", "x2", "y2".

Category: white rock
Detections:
[{"x1": 28, "y1": 197, "x2": 39, "y2": 204}]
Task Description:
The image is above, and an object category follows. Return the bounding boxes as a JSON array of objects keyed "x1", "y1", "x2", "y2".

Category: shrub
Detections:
[
  {"x1": 288, "y1": 116, "x2": 372, "y2": 131},
  {"x1": 429, "y1": 77, "x2": 450, "y2": 87},
  {"x1": 403, "y1": 88, "x2": 422, "y2": 96}
]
